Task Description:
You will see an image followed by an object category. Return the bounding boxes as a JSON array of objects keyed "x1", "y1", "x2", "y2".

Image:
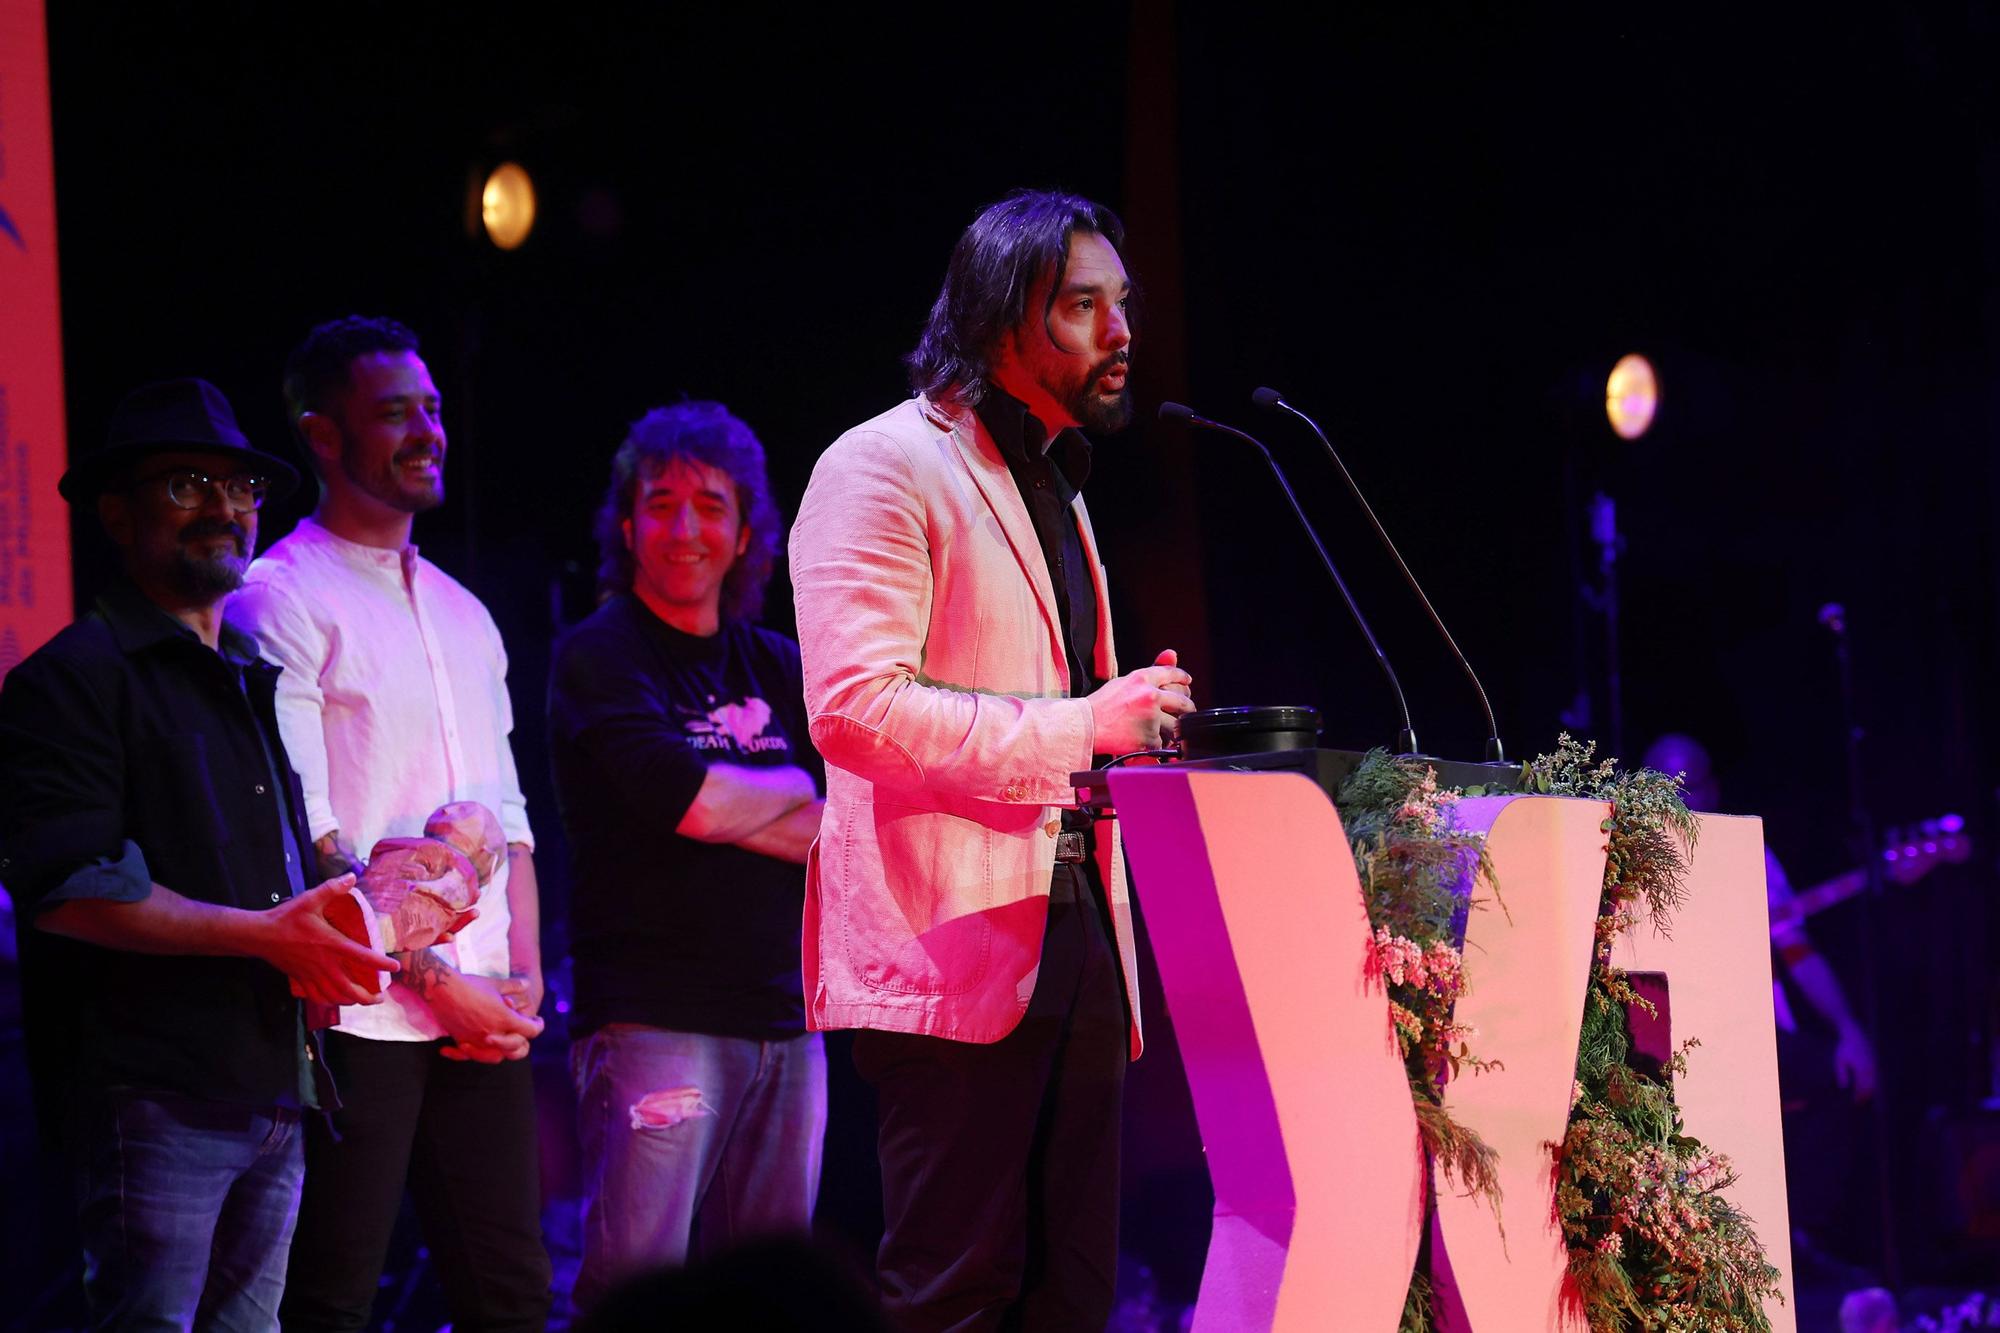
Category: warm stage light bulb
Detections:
[
  {"x1": 481, "y1": 162, "x2": 536, "y2": 251},
  {"x1": 1605, "y1": 353, "x2": 1658, "y2": 440}
]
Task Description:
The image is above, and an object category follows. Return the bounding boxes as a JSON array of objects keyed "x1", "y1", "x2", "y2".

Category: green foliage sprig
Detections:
[
  {"x1": 1337, "y1": 738, "x2": 1781, "y2": 1329},
  {"x1": 1529, "y1": 735, "x2": 1782, "y2": 1331},
  {"x1": 1337, "y1": 750, "x2": 1506, "y2": 1333}
]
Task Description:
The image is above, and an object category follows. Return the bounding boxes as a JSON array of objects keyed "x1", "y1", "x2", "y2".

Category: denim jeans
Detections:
[
  {"x1": 66, "y1": 1086, "x2": 304, "y2": 1332},
  {"x1": 569, "y1": 1024, "x2": 827, "y2": 1311}
]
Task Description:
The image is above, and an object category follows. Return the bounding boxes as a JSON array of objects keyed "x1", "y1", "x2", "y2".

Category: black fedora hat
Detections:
[{"x1": 58, "y1": 377, "x2": 303, "y2": 504}]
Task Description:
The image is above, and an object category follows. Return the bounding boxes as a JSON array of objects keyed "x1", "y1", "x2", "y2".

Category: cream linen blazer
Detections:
[{"x1": 790, "y1": 395, "x2": 1142, "y2": 1057}]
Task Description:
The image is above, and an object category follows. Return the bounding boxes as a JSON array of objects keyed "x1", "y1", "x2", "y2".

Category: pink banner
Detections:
[{"x1": 0, "y1": 0, "x2": 71, "y2": 682}]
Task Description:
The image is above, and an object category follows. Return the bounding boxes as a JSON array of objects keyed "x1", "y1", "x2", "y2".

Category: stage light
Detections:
[
  {"x1": 1605, "y1": 354, "x2": 1658, "y2": 440},
  {"x1": 481, "y1": 162, "x2": 536, "y2": 251}
]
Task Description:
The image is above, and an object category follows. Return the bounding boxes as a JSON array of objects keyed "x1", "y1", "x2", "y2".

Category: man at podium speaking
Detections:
[{"x1": 790, "y1": 189, "x2": 1194, "y2": 1330}]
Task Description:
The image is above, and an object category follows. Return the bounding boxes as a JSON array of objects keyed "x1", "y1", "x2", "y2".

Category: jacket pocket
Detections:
[{"x1": 841, "y1": 801, "x2": 992, "y2": 996}]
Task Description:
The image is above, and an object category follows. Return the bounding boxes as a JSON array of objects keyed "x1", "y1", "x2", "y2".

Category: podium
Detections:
[{"x1": 1106, "y1": 767, "x2": 1795, "y2": 1332}]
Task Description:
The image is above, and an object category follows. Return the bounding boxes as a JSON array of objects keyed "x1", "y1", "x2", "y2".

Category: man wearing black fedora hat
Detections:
[{"x1": 0, "y1": 376, "x2": 403, "y2": 1329}]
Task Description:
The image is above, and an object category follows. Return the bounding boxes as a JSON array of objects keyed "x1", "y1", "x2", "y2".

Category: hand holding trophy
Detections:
[{"x1": 301, "y1": 801, "x2": 505, "y2": 1022}]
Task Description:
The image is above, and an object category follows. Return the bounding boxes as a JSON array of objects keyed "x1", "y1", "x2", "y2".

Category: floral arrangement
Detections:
[
  {"x1": 1529, "y1": 735, "x2": 1782, "y2": 1330},
  {"x1": 1335, "y1": 751, "x2": 1503, "y2": 1332},
  {"x1": 1336, "y1": 737, "x2": 1782, "y2": 1332}
]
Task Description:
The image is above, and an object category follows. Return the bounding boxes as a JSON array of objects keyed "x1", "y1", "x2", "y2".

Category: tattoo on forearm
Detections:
[
  {"x1": 314, "y1": 832, "x2": 362, "y2": 881},
  {"x1": 395, "y1": 947, "x2": 452, "y2": 996}
]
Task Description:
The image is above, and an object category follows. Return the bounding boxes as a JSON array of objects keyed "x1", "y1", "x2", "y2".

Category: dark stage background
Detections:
[{"x1": 9, "y1": 2, "x2": 2000, "y2": 1323}]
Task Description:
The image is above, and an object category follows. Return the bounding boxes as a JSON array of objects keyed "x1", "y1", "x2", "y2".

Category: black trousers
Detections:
[
  {"x1": 280, "y1": 1034, "x2": 552, "y2": 1332},
  {"x1": 854, "y1": 863, "x2": 1129, "y2": 1333}
]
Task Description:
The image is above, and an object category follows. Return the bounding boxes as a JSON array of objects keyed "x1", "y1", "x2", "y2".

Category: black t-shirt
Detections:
[{"x1": 548, "y1": 595, "x2": 824, "y2": 1041}]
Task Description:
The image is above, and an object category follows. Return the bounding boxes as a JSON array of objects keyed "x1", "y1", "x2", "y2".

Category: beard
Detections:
[
  {"x1": 1067, "y1": 351, "x2": 1134, "y2": 434},
  {"x1": 343, "y1": 442, "x2": 446, "y2": 515},
  {"x1": 169, "y1": 519, "x2": 250, "y2": 599}
]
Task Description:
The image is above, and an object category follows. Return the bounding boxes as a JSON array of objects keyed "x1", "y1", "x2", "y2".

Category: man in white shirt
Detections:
[{"x1": 229, "y1": 316, "x2": 551, "y2": 1330}]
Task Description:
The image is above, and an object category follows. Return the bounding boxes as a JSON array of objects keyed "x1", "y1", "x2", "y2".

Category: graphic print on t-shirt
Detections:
[{"x1": 682, "y1": 694, "x2": 790, "y2": 754}]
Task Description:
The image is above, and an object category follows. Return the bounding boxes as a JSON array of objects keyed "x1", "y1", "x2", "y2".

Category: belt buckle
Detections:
[{"x1": 1054, "y1": 830, "x2": 1089, "y2": 864}]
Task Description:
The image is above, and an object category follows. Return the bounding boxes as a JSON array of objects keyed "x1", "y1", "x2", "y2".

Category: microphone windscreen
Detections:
[
  {"x1": 1157, "y1": 401, "x2": 1195, "y2": 421},
  {"x1": 1251, "y1": 386, "x2": 1286, "y2": 409}
]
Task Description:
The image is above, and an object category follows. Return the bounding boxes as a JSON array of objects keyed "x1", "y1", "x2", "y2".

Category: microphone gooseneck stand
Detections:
[
  {"x1": 1254, "y1": 387, "x2": 1508, "y2": 764},
  {"x1": 1159, "y1": 400, "x2": 1419, "y2": 756}
]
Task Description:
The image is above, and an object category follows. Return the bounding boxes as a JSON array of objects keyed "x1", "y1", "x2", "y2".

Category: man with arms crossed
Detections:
[
  {"x1": 0, "y1": 378, "x2": 397, "y2": 1328},
  {"x1": 790, "y1": 189, "x2": 1194, "y2": 1329},
  {"x1": 229, "y1": 317, "x2": 551, "y2": 1330},
  {"x1": 549, "y1": 400, "x2": 827, "y2": 1309}
]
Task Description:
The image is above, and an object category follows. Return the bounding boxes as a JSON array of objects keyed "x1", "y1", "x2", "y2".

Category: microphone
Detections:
[
  {"x1": 1159, "y1": 400, "x2": 1420, "y2": 755},
  {"x1": 1253, "y1": 387, "x2": 1508, "y2": 765}
]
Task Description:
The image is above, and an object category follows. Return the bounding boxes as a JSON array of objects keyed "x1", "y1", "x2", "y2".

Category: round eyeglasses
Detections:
[{"x1": 131, "y1": 469, "x2": 270, "y2": 512}]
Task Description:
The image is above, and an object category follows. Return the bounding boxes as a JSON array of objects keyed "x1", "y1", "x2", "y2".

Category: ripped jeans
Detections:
[{"x1": 568, "y1": 1024, "x2": 827, "y2": 1311}]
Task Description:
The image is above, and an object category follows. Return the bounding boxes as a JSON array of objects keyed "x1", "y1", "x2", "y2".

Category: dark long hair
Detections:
[
  {"x1": 905, "y1": 189, "x2": 1126, "y2": 406},
  {"x1": 594, "y1": 401, "x2": 780, "y2": 622}
]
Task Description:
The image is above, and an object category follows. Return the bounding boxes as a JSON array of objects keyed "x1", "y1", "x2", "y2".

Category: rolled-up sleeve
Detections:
[
  {"x1": 41, "y1": 840, "x2": 154, "y2": 910},
  {"x1": 487, "y1": 613, "x2": 535, "y2": 852},
  {"x1": 0, "y1": 652, "x2": 137, "y2": 913}
]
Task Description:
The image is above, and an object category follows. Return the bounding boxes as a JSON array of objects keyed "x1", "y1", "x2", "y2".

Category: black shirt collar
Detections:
[
  {"x1": 974, "y1": 384, "x2": 1093, "y2": 494},
  {"x1": 98, "y1": 580, "x2": 262, "y2": 667}
]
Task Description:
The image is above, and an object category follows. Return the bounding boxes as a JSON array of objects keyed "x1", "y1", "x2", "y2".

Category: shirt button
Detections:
[
  {"x1": 254, "y1": 783, "x2": 268, "y2": 795},
  {"x1": 270, "y1": 893, "x2": 281, "y2": 903}
]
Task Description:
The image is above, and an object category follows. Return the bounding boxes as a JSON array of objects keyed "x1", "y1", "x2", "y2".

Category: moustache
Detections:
[
  {"x1": 181, "y1": 521, "x2": 247, "y2": 547},
  {"x1": 1090, "y1": 350, "x2": 1132, "y2": 380}
]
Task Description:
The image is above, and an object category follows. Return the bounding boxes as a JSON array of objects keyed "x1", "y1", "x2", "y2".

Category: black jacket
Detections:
[{"x1": 0, "y1": 582, "x2": 319, "y2": 1133}]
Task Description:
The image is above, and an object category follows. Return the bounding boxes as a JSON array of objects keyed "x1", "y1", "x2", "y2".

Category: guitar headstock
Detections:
[{"x1": 1882, "y1": 814, "x2": 1972, "y2": 886}]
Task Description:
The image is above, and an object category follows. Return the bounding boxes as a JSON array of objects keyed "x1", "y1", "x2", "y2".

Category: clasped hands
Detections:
[{"x1": 431, "y1": 965, "x2": 546, "y2": 1064}]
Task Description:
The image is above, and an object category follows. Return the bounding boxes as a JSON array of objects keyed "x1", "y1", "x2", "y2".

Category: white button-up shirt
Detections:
[{"x1": 230, "y1": 516, "x2": 534, "y2": 1042}]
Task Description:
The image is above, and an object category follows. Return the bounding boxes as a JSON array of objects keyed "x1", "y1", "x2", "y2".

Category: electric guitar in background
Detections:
[{"x1": 1769, "y1": 815, "x2": 1972, "y2": 934}]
